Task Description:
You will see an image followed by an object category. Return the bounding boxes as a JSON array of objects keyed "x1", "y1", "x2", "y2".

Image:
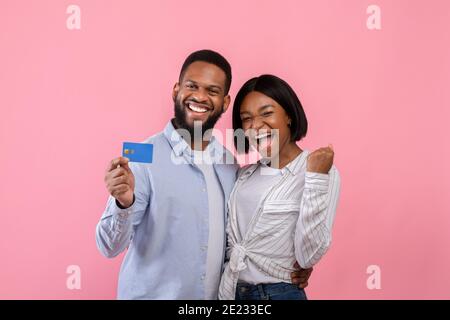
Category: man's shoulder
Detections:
[
  {"x1": 127, "y1": 131, "x2": 168, "y2": 174},
  {"x1": 141, "y1": 131, "x2": 166, "y2": 145}
]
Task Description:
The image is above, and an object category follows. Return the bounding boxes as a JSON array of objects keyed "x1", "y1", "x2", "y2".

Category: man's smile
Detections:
[{"x1": 185, "y1": 101, "x2": 212, "y2": 114}]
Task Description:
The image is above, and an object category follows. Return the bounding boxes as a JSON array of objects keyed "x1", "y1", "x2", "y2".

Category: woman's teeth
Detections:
[
  {"x1": 255, "y1": 133, "x2": 271, "y2": 140},
  {"x1": 187, "y1": 103, "x2": 209, "y2": 113}
]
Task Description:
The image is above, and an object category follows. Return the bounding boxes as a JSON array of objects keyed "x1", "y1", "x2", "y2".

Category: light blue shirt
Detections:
[{"x1": 96, "y1": 120, "x2": 239, "y2": 299}]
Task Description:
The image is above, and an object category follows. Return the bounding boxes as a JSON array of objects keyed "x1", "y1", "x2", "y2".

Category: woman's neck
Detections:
[{"x1": 275, "y1": 142, "x2": 302, "y2": 169}]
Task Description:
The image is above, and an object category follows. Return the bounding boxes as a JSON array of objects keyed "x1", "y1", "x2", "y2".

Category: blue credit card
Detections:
[{"x1": 122, "y1": 142, "x2": 153, "y2": 163}]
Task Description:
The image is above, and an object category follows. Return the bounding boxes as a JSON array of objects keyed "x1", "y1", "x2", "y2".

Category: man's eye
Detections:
[
  {"x1": 186, "y1": 84, "x2": 195, "y2": 89},
  {"x1": 209, "y1": 90, "x2": 219, "y2": 95},
  {"x1": 241, "y1": 118, "x2": 251, "y2": 122}
]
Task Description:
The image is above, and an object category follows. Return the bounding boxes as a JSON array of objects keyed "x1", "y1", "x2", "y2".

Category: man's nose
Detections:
[{"x1": 190, "y1": 87, "x2": 208, "y2": 103}]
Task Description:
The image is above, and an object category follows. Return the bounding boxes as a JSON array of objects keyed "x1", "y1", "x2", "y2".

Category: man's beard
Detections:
[{"x1": 173, "y1": 97, "x2": 224, "y2": 137}]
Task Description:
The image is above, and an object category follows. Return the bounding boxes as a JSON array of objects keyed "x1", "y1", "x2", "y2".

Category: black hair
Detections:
[
  {"x1": 232, "y1": 74, "x2": 308, "y2": 153},
  {"x1": 179, "y1": 49, "x2": 232, "y2": 95}
]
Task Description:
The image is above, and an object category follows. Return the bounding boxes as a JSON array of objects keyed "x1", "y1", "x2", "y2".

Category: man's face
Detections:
[{"x1": 173, "y1": 61, "x2": 230, "y2": 136}]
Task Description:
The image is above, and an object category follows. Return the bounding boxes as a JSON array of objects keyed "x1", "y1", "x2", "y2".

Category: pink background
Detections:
[{"x1": 1, "y1": 0, "x2": 449, "y2": 299}]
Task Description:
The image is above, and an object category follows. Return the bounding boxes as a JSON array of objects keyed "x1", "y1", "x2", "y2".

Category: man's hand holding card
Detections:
[{"x1": 103, "y1": 142, "x2": 153, "y2": 209}]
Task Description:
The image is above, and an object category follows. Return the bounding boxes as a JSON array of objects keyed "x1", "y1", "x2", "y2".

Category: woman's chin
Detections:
[{"x1": 258, "y1": 146, "x2": 274, "y2": 159}]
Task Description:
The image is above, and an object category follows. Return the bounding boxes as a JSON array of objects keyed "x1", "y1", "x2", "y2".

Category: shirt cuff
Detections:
[
  {"x1": 304, "y1": 171, "x2": 330, "y2": 192},
  {"x1": 110, "y1": 194, "x2": 136, "y2": 219}
]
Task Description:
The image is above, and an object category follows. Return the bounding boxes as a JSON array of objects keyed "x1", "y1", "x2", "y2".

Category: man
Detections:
[{"x1": 96, "y1": 50, "x2": 312, "y2": 299}]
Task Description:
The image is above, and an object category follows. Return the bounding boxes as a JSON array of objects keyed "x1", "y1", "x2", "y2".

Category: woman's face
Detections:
[{"x1": 239, "y1": 91, "x2": 292, "y2": 158}]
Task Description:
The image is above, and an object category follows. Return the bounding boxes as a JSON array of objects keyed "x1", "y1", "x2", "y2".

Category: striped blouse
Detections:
[{"x1": 218, "y1": 150, "x2": 341, "y2": 300}]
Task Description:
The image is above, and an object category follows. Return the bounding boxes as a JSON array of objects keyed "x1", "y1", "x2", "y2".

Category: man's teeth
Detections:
[{"x1": 188, "y1": 103, "x2": 209, "y2": 113}]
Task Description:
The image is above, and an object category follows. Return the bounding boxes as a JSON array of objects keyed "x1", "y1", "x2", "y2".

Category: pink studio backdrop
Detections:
[{"x1": 1, "y1": 0, "x2": 450, "y2": 299}]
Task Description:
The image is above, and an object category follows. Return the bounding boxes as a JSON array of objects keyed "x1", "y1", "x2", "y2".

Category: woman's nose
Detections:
[{"x1": 250, "y1": 116, "x2": 265, "y2": 130}]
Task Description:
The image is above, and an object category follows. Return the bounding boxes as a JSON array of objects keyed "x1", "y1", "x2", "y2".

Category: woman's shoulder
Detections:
[{"x1": 237, "y1": 163, "x2": 258, "y2": 178}]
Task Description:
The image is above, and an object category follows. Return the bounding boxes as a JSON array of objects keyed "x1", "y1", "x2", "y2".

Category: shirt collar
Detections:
[
  {"x1": 241, "y1": 150, "x2": 309, "y2": 179},
  {"x1": 281, "y1": 150, "x2": 309, "y2": 175},
  {"x1": 163, "y1": 119, "x2": 227, "y2": 160}
]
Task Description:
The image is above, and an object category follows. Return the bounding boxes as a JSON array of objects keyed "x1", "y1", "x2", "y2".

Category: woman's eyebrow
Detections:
[
  {"x1": 259, "y1": 105, "x2": 274, "y2": 111},
  {"x1": 240, "y1": 104, "x2": 274, "y2": 115}
]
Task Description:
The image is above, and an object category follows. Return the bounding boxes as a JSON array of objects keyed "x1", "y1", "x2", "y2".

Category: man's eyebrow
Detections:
[
  {"x1": 207, "y1": 85, "x2": 222, "y2": 91},
  {"x1": 184, "y1": 79, "x2": 223, "y2": 91}
]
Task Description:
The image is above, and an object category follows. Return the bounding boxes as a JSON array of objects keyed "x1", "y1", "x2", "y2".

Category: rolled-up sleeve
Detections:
[
  {"x1": 294, "y1": 165, "x2": 341, "y2": 268},
  {"x1": 95, "y1": 163, "x2": 151, "y2": 258}
]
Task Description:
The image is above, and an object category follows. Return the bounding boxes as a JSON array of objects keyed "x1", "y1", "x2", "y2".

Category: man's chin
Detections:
[
  {"x1": 185, "y1": 116, "x2": 206, "y2": 126},
  {"x1": 174, "y1": 105, "x2": 223, "y2": 136},
  {"x1": 184, "y1": 118, "x2": 204, "y2": 131}
]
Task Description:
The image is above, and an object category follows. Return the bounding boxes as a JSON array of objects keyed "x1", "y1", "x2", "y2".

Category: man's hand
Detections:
[
  {"x1": 291, "y1": 262, "x2": 313, "y2": 289},
  {"x1": 104, "y1": 157, "x2": 135, "y2": 208},
  {"x1": 306, "y1": 144, "x2": 334, "y2": 174}
]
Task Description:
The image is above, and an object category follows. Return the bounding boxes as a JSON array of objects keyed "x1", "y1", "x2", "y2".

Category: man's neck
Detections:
[
  {"x1": 172, "y1": 118, "x2": 211, "y2": 151},
  {"x1": 191, "y1": 140, "x2": 209, "y2": 151}
]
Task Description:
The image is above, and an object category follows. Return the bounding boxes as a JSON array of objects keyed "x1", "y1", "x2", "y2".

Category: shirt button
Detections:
[
  {"x1": 201, "y1": 275, "x2": 205, "y2": 280},
  {"x1": 201, "y1": 246, "x2": 207, "y2": 251},
  {"x1": 202, "y1": 188, "x2": 206, "y2": 192}
]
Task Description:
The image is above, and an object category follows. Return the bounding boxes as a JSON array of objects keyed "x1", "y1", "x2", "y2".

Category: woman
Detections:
[{"x1": 218, "y1": 75, "x2": 341, "y2": 300}]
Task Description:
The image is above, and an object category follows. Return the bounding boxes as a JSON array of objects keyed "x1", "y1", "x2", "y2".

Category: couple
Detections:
[{"x1": 96, "y1": 49, "x2": 340, "y2": 300}]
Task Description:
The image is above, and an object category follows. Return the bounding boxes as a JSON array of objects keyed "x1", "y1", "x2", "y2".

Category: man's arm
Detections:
[
  {"x1": 291, "y1": 263, "x2": 313, "y2": 289},
  {"x1": 95, "y1": 157, "x2": 150, "y2": 258}
]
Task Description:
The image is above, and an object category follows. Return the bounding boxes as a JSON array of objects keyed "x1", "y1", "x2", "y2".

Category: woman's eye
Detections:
[
  {"x1": 241, "y1": 118, "x2": 250, "y2": 122},
  {"x1": 262, "y1": 112, "x2": 273, "y2": 117}
]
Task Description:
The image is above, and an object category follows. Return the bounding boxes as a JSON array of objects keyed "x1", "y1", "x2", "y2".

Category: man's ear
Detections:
[
  {"x1": 222, "y1": 95, "x2": 231, "y2": 113},
  {"x1": 172, "y1": 83, "x2": 180, "y2": 102}
]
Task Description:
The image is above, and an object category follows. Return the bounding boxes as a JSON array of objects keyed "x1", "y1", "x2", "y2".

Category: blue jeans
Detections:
[{"x1": 235, "y1": 282, "x2": 307, "y2": 300}]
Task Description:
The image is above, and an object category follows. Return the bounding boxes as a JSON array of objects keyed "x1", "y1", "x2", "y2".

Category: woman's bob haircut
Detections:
[{"x1": 232, "y1": 74, "x2": 308, "y2": 153}]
